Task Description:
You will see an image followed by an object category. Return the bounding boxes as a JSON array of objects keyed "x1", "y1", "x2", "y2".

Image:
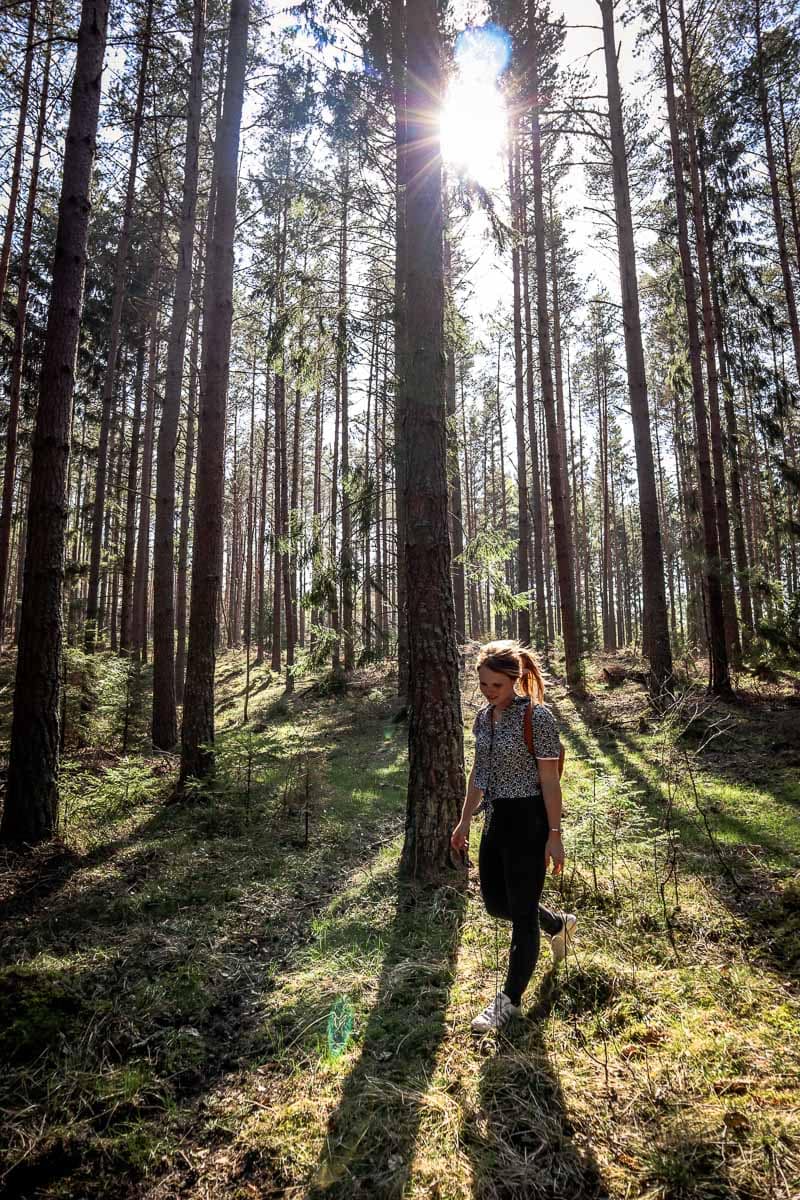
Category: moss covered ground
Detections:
[{"x1": 0, "y1": 649, "x2": 798, "y2": 1198}]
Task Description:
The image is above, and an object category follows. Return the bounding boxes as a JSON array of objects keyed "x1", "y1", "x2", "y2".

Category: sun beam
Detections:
[{"x1": 441, "y1": 23, "x2": 511, "y2": 187}]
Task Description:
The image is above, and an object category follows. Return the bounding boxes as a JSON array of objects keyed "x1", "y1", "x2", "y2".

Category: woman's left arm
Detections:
[{"x1": 537, "y1": 759, "x2": 564, "y2": 875}]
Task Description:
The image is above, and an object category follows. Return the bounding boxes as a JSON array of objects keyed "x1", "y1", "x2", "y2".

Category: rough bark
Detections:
[
  {"x1": 398, "y1": 0, "x2": 465, "y2": 885},
  {"x1": 509, "y1": 125, "x2": 531, "y2": 645},
  {"x1": 1, "y1": 0, "x2": 109, "y2": 846}
]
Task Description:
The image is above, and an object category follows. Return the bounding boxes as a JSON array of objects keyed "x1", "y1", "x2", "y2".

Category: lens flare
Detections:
[
  {"x1": 442, "y1": 24, "x2": 511, "y2": 186},
  {"x1": 454, "y1": 22, "x2": 512, "y2": 82}
]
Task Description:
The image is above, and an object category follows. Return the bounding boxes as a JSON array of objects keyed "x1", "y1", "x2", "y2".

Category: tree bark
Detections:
[
  {"x1": 85, "y1": 0, "x2": 154, "y2": 652},
  {"x1": 0, "y1": 4, "x2": 52, "y2": 643},
  {"x1": 0, "y1": 0, "x2": 38, "y2": 307},
  {"x1": 1, "y1": 0, "x2": 109, "y2": 846},
  {"x1": 657, "y1": 0, "x2": 731, "y2": 696},
  {"x1": 398, "y1": 0, "x2": 465, "y2": 885},
  {"x1": 598, "y1": 0, "x2": 673, "y2": 690},
  {"x1": 180, "y1": 0, "x2": 250, "y2": 788},
  {"x1": 527, "y1": 7, "x2": 581, "y2": 689},
  {"x1": 509, "y1": 124, "x2": 531, "y2": 645},
  {"x1": 152, "y1": 0, "x2": 205, "y2": 747}
]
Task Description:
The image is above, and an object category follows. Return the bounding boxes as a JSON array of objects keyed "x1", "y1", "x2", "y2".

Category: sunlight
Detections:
[{"x1": 440, "y1": 23, "x2": 511, "y2": 187}]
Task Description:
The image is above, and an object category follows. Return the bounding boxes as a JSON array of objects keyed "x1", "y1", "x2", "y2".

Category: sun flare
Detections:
[
  {"x1": 440, "y1": 22, "x2": 511, "y2": 186},
  {"x1": 440, "y1": 78, "x2": 507, "y2": 185}
]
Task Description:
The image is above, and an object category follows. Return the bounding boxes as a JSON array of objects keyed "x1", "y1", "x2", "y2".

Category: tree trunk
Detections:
[
  {"x1": 120, "y1": 334, "x2": 145, "y2": 652},
  {"x1": 0, "y1": 0, "x2": 38, "y2": 306},
  {"x1": 398, "y1": 0, "x2": 465, "y2": 885},
  {"x1": 527, "y1": 9, "x2": 581, "y2": 689},
  {"x1": 338, "y1": 166, "x2": 354, "y2": 671},
  {"x1": 599, "y1": 0, "x2": 673, "y2": 690},
  {"x1": 509, "y1": 124, "x2": 531, "y2": 645},
  {"x1": 180, "y1": 0, "x2": 250, "y2": 788},
  {"x1": 152, "y1": 0, "x2": 205, "y2": 747},
  {"x1": 754, "y1": 0, "x2": 800, "y2": 384},
  {"x1": 132, "y1": 205, "x2": 164, "y2": 665},
  {"x1": 0, "y1": 5, "x2": 52, "y2": 643},
  {"x1": 85, "y1": 0, "x2": 154, "y2": 652},
  {"x1": 657, "y1": 0, "x2": 731, "y2": 696},
  {"x1": 175, "y1": 301, "x2": 200, "y2": 702},
  {"x1": 1, "y1": 0, "x2": 109, "y2": 846},
  {"x1": 391, "y1": 0, "x2": 409, "y2": 697}
]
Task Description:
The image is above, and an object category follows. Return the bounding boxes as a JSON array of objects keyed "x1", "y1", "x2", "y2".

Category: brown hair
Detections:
[{"x1": 476, "y1": 639, "x2": 545, "y2": 704}]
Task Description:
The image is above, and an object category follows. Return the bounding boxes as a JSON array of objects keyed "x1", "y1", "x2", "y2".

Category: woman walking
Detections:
[{"x1": 451, "y1": 640, "x2": 576, "y2": 1033}]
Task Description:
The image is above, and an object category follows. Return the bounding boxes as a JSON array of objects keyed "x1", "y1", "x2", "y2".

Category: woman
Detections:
[{"x1": 451, "y1": 640, "x2": 576, "y2": 1033}]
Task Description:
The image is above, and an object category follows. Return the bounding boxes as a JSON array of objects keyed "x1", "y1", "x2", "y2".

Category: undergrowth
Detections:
[{"x1": 0, "y1": 651, "x2": 798, "y2": 1199}]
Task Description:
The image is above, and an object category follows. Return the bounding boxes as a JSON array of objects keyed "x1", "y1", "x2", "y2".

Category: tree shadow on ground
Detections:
[
  {"x1": 0, "y1": 719, "x2": 408, "y2": 1198},
  {"x1": 550, "y1": 696, "x2": 800, "y2": 983},
  {"x1": 462, "y1": 970, "x2": 609, "y2": 1200},
  {"x1": 298, "y1": 878, "x2": 467, "y2": 1199}
]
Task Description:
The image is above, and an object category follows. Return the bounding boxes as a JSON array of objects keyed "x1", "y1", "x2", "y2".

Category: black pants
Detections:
[{"x1": 479, "y1": 795, "x2": 562, "y2": 1007}]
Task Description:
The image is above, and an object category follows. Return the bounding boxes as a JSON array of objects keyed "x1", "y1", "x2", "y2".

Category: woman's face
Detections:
[{"x1": 478, "y1": 666, "x2": 517, "y2": 707}]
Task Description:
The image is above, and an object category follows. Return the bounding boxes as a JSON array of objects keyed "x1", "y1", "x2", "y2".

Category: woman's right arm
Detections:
[{"x1": 451, "y1": 764, "x2": 484, "y2": 850}]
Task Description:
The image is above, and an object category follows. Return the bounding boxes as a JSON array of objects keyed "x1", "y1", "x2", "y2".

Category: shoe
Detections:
[
  {"x1": 549, "y1": 913, "x2": 577, "y2": 964},
  {"x1": 470, "y1": 992, "x2": 520, "y2": 1033}
]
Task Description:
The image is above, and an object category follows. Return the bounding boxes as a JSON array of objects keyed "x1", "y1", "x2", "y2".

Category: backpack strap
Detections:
[{"x1": 524, "y1": 701, "x2": 566, "y2": 779}]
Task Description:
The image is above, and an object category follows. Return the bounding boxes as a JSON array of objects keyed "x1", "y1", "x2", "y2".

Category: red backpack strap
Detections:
[{"x1": 525, "y1": 701, "x2": 566, "y2": 779}]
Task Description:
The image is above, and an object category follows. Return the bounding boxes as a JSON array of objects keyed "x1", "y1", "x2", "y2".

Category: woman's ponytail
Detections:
[{"x1": 517, "y1": 650, "x2": 545, "y2": 704}]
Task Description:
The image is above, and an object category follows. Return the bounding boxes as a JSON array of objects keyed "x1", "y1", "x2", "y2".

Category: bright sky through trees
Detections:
[{"x1": 440, "y1": 22, "x2": 511, "y2": 186}]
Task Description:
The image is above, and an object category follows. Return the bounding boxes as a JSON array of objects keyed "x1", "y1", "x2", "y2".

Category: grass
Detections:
[{"x1": 0, "y1": 649, "x2": 798, "y2": 1198}]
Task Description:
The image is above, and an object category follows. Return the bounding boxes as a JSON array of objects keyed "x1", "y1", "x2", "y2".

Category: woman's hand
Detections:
[
  {"x1": 544, "y1": 833, "x2": 564, "y2": 875},
  {"x1": 450, "y1": 819, "x2": 470, "y2": 852}
]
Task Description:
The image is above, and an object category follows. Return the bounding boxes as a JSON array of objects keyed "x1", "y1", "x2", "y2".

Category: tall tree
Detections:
[
  {"x1": 152, "y1": 0, "x2": 206, "y2": 748},
  {"x1": 657, "y1": 0, "x2": 732, "y2": 696},
  {"x1": 0, "y1": 0, "x2": 109, "y2": 845},
  {"x1": 84, "y1": 0, "x2": 154, "y2": 652},
  {"x1": 180, "y1": 0, "x2": 250, "y2": 788},
  {"x1": 526, "y1": 1, "x2": 582, "y2": 689},
  {"x1": 598, "y1": 0, "x2": 673, "y2": 690},
  {"x1": 398, "y1": 0, "x2": 465, "y2": 884}
]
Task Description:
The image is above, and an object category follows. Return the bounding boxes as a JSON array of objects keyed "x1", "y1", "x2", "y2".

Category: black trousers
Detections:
[{"x1": 478, "y1": 794, "x2": 561, "y2": 1007}]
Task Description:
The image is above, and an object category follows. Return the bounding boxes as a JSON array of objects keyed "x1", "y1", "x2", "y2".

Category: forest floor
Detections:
[{"x1": 1, "y1": 648, "x2": 799, "y2": 1200}]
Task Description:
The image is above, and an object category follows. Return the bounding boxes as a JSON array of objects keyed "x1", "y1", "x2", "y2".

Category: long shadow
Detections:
[
  {"x1": 463, "y1": 971, "x2": 609, "y2": 1200},
  {"x1": 0, "y1": 726, "x2": 409, "y2": 1197},
  {"x1": 550, "y1": 696, "x2": 800, "y2": 984},
  {"x1": 301, "y1": 878, "x2": 468, "y2": 1199}
]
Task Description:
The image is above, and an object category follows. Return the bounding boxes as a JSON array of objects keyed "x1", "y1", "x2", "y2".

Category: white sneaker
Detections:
[
  {"x1": 470, "y1": 992, "x2": 520, "y2": 1033},
  {"x1": 549, "y1": 913, "x2": 577, "y2": 964}
]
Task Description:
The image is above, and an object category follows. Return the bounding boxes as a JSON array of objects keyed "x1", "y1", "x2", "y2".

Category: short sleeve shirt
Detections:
[{"x1": 472, "y1": 696, "x2": 561, "y2": 799}]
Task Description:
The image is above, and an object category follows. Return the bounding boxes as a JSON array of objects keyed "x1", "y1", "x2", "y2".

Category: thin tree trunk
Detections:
[
  {"x1": 85, "y1": 0, "x2": 154, "y2": 651},
  {"x1": 527, "y1": 9, "x2": 581, "y2": 688},
  {"x1": 0, "y1": 0, "x2": 38, "y2": 306},
  {"x1": 133, "y1": 203, "x2": 164, "y2": 665},
  {"x1": 0, "y1": 5, "x2": 52, "y2": 642},
  {"x1": 179, "y1": 0, "x2": 250, "y2": 788},
  {"x1": 657, "y1": 0, "x2": 731, "y2": 696},
  {"x1": 152, "y1": 0, "x2": 205, "y2": 746},
  {"x1": 509, "y1": 124, "x2": 530, "y2": 645},
  {"x1": 754, "y1": 0, "x2": 800, "y2": 383},
  {"x1": 599, "y1": 0, "x2": 672, "y2": 688}
]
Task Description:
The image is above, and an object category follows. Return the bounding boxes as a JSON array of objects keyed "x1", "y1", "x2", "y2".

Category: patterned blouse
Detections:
[{"x1": 472, "y1": 696, "x2": 562, "y2": 800}]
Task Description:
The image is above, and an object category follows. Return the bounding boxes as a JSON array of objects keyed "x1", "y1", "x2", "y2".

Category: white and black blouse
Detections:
[{"x1": 472, "y1": 695, "x2": 561, "y2": 800}]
